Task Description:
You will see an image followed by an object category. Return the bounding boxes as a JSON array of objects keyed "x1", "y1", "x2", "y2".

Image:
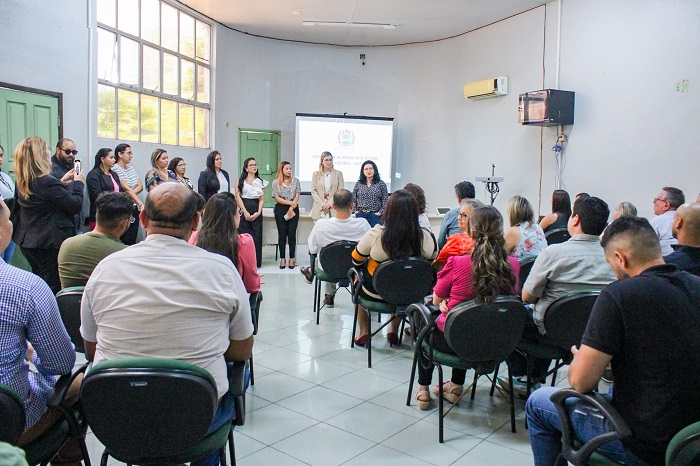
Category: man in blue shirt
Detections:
[
  {"x1": 437, "y1": 181, "x2": 475, "y2": 249},
  {"x1": 0, "y1": 198, "x2": 78, "y2": 456}
]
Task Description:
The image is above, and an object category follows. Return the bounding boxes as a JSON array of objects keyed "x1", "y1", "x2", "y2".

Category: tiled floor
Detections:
[{"x1": 83, "y1": 246, "x2": 575, "y2": 465}]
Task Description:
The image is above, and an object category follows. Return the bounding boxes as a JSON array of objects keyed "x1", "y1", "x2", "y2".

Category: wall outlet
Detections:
[{"x1": 395, "y1": 172, "x2": 401, "y2": 179}]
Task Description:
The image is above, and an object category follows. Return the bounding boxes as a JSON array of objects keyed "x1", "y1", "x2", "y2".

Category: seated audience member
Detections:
[
  {"x1": 403, "y1": 183, "x2": 432, "y2": 232},
  {"x1": 613, "y1": 201, "x2": 637, "y2": 219},
  {"x1": 81, "y1": 183, "x2": 253, "y2": 466},
  {"x1": 0, "y1": 198, "x2": 82, "y2": 463},
  {"x1": 433, "y1": 198, "x2": 483, "y2": 269},
  {"x1": 438, "y1": 181, "x2": 476, "y2": 249},
  {"x1": 538, "y1": 190, "x2": 571, "y2": 232},
  {"x1": 526, "y1": 216, "x2": 700, "y2": 466},
  {"x1": 351, "y1": 190, "x2": 438, "y2": 347},
  {"x1": 504, "y1": 195, "x2": 547, "y2": 259},
  {"x1": 191, "y1": 192, "x2": 261, "y2": 293},
  {"x1": 505, "y1": 197, "x2": 616, "y2": 390},
  {"x1": 415, "y1": 205, "x2": 520, "y2": 409},
  {"x1": 665, "y1": 202, "x2": 700, "y2": 275},
  {"x1": 300, "y1": 189, "x2": 371, "y2": 307},
  {"x1": 575, "y1": 192, "x2": 590, "y2": 201},
  {"x1": 58, "y1": 192, "x2": 131, "y2": 288},
  {"x1": 651, "y1": 186, "x2": 685, "y2": 255}
]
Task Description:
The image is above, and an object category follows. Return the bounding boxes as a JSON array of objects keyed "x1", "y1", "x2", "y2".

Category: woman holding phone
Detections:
[{"x1": 272, "y1": 161, "x2": 301, "y2": 269}]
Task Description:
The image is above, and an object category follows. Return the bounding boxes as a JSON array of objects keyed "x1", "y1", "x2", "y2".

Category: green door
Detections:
[
  {"x1": 0, "y1": 86, "x2": 60, "y2": 270},
  {"x1": 238, "y1": 129, "x2": 281, "y2": 208}
]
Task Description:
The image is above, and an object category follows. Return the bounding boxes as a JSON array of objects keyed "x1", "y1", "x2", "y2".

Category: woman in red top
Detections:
[{"x1": 415, "y1": 205, "x2": 521, "y2": 410}]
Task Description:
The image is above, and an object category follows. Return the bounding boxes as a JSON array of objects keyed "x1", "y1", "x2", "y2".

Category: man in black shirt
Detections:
[
  {"x1": 526, "y1": 215, "x2": 700, "y2": 465},
  {"x1": 665, "y1": 202, "x2": 700, "y2": 276},
  {"x1": 51, "y1": 138, "x2": 86, "y2": 234}
]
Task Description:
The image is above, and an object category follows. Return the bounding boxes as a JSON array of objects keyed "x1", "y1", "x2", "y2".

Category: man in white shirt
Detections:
[
  {"x1": 81, "y1": 183, "x2": 253, "y2": 466},
  {"x1": 651, "y1": 186, "x2": 685, "y2": 255},
  {"x1": 300, "y1": 189, "x2": 370, "y2": 307}
]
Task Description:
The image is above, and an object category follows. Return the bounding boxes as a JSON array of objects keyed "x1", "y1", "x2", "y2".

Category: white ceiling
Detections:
[{"x1": 178, "y1": 0, "x2": 547, "y2": 47}]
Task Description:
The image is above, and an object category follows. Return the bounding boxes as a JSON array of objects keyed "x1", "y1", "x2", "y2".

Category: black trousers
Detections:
[
  {"x1": 239, "y1": 198, "x2": 263, "y2": 267},
  {"x1": 273, "y1": 204, "x2": 299, "y2": 260},
  {"x1": 21, "y1": 247, "x2": 61, "y2": 294},
  {"x1": 417, "y1": 330, "x2": 467, "y2": 386}
]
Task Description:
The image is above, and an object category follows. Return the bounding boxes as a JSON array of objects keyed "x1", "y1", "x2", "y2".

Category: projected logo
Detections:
[{"x1": 337, "y1": 129, "x2": 355, "y2": 147}]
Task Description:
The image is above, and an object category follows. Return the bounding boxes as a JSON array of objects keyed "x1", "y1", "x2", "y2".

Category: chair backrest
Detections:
[
  {"x1": 81, "y1": 358, "x2": 218, "y2": 462},
  {"x1": 55, "y1": 286, "x2": 85, "y2": 353},
  {"x1": 443, "y1": 297, "x2": 527, "y2": 363},
  {"x1": 543, "y1": 291, "x2": 600, "y2": 350},
  {"x1": 667, "y1": 421, "x2": 700, "y2": 466},
  {"x1": 372, "y1": 258, "x2": 436, "y2": 306},
  {"x1": 545, "y1": 227, "x2": 571, "y2": 245},
  {"x1": 0, "y1": 384, "x2": 26, "y2": 445},
  {"x1": 318, "y1": 241, "x2": 358, "y2": 280},
  {"x1": 518, "y1": 256, "x2": 537, "y2": 292}
]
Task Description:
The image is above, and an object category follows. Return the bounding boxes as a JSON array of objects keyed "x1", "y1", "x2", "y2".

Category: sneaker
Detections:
[
  {"x1": 324, "y1": 294, "x2": 335, "y2": 308},
  {"x1": 300, "y1": 266, "x2": 313, "y2": 284},
  {"x1": 497, "y1": 376, "x2": 541, "y2": 399}
]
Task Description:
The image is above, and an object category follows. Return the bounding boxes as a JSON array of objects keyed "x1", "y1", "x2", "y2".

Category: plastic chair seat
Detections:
[
  {"x1": 358, "y1": 296, "x2": 396, "y2": 315},
  {"x1": 23, "y1": 419, "x2": 70, "y2": 466},
  {"x1": 516, "y1": 339, "x2": 570, "y2": 362}
]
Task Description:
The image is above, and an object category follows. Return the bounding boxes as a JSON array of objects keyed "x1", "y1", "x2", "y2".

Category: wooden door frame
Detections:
[{"x1": 0, "y1": 81, "x2": 63, "y2": 139}]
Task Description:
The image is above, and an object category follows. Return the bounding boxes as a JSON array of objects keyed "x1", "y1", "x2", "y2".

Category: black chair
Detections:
[
  {"x1": 249, "y1": 291, "x2": 263, "y2": 385},
  {"x1": 310, "y1": 241, "x2": 357, "y2": 325},
  {"x1": 515, "y1": 291, "x2": 600, "y2": 397},
  {"x1": 55, "y1": 286, "x2": 85, "y2": 353},
  {"x1": 552, "y1": 388, "x2": 700, "y2": 466},
  {"x1": 349, "y1": 257, "x2": 436, "y2": 368},
  {"x1": 518, "y1": 256, "x2": 537, "y2": 293},
  {"x1": 545, "y1": 227, "x2": 571, "y2": 245},
  {"x1": 81, "y1": 358, "x2": 248, "y2": 466},
  {"x1": 0, "y1": 364, "x2": 91, "y2": 466},
  {"x1": 406, "y1": 298, "x2": 527, "y2": 442}
]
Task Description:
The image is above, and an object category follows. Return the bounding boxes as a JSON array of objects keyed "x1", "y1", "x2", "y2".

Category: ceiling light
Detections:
[{"x1": 302, "y1": 21, "x2": 396, "y2": 30}]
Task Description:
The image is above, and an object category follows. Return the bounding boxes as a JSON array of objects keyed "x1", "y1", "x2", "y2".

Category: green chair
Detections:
[
  {"x1": 310, "y1": 240, "x2": 357, "y2": 325},
  {"x1": 553, "y1": 388, "x2": 700, "y2": 466},
  {"x1": 406, "y1": 298, "x2": 526, "y2": 442},
  {"x1": 55, "y1": 286, "x2": 86, "y2": 354},
  {"x1": 80, "y1": 358, "x2": 248, "y2": 466},
  {"x1": 545, "y1": 227, "x2": 571, "y2": 245},
  {"x1": 349, "y1": 257, "x2": 436, "y2": 368},
  {"x1": 0, "y1": 364, "x2": 91, "y2": 466}
]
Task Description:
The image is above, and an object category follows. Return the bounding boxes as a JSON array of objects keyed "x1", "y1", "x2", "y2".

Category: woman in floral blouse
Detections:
[
  {"x1": 352, "y1": 160, "x2": 388, "y2": 228},
  {"x1": 504, "y1": 195, "x2": 547, "y2": 259},
  {"x1": 272, "y1": 161, "x2": 301, "y2": 269}
]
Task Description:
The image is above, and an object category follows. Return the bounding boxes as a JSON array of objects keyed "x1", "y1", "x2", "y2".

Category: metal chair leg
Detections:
[
  {"x1": 508, "y1": 366, "x2": 517, "y2": 433},
  {"x1": 437, "y1": 364, "x2": 444, "y2": 443},
  {"x1": 367, "y1": 308, "x2": 373, "y2": 368},
  {"x1": 490, "y1": 362, "x2": 500, "y2": 396},
  {"x1": 406, "y1": 342, "x2": 421, "y2": 406},
  {"x1": 100, "y1": 450, "x2": 110, "y2": 466},
  {"x1": 470, "y1": 371, "x2": 478, "y2": 400},
  {"x1": 249, "y1": 354, "x2": 255, "y2": 385},
  {"x1": 229, "y1": 428, "x2": 236, "y2": 466},
  {"x1": 315, "y1": 278, "x2": 322, "y2": 325},
  {"x1": 351, "y1": 304, "x2": 358, "y2": 347}
]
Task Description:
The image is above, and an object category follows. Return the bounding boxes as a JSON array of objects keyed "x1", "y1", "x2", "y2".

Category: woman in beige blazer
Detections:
[{"x1": 310, "y1": 151, "x2": 345, "y2": 220}]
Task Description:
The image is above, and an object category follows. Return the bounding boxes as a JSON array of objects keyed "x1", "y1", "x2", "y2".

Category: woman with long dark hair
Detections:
[
  {"x1": 197, "y1": 150, "x2": 230, "y2": 201},
  {"x1": 414, "y1": 205, "x2": 521, "y2": 409},
  {"x1": 351, "y1": 189, "x2": 438, "y2": 346},
  {"x1": 191, "y1": 192, "x2": 260, "y2": 293},
  {"x1": 538, "y1": 189, "x2": 571, "y2": 232},
  {"x1": 352, "y1": 160, "x2": 388, "y2": 228},
  {"x1": 235, "y1": 157, "x2": 266, "y2": 268},
  {"x1": 168, "y1": 157, "x2": 194, "y2": 190},
  {"x1": 13, "y1": 136, "x2": 85, "y2": 293},
  {"x1": 86, "y1": 148, "x2": 122, "y2": 230},
  {"x1": 272, "y1": 161, "x2": 301, "y2": 269}
]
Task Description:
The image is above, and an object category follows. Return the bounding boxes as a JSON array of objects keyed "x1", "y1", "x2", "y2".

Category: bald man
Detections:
[
  {"x1": 665, "y1": 203, "x2": 700, "y2": 276},
  {"x1": 80, "y1": 183, "x2": 253, "y2": 466}
]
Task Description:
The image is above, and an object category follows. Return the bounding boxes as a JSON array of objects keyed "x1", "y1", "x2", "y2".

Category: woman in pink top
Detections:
[
  {"x1": 190, "y1": 192, "x2": 260, "y2": 293},
  {"x1": 415, "y1": 205, "x2": 521, "y2": 410}
]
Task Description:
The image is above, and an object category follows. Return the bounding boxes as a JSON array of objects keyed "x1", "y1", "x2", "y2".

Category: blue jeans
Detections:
[
  {"x1": 526, "y1": 386, "x2": 645, "y2": 466},
  {"x1": 356, "y1": 211, "x2": 382, "y2": 228},
  {"x1": 192, "y1": 369, "x2": 250, "y2": 466}
]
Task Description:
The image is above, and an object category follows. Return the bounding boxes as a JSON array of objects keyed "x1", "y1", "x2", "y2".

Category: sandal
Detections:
[
  {"x1": 288, "y1": 259, "x2": 296, "y2": 269},
  {"x1": 415, "y1": 388, "x2": 431, "y2": 411},
  {"x1": 279, "y1": 259, "x2": 286, "y2": 269},
  {"x1": 431, "y1": 381, "x2": 463, "y2": 404}
]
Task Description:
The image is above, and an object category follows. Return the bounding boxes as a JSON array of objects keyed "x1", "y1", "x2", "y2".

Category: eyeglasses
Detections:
[
  {"x1": 653, "y1": 197, "x2": 669, "y2": 204},
  {"x1": 177, "y1": 163, "x2": 187, "y2": 167},
  {"x1": 61, "y1": 148, "x2": 78, "y2": 156},
  {"x1": 248, "y1": 163, "x2": 257, "y2": 168},
  {"x1": 459, "y1": 213, "x2": 470, "y2": 219}
]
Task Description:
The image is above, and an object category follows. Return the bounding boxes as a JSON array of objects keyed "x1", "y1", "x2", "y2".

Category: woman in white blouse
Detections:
[
  {"x1": 310, "y1": 151, "x2": 344, "y2": 220},
  {"x1": 236, "y1": 157, "x2": 267, "y2": 268},
  {"x1": 272, "y1": 161, "x2": 301, "y2": 269}
]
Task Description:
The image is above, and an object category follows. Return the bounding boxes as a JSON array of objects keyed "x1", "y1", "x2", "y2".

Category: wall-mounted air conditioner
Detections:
[{"x1": 463, "y1": 77, "x2": 508, "y2": 100}]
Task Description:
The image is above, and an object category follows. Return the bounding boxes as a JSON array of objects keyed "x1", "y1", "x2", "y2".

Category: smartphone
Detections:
[
  {"x1": 283, "y1": 214, "x2": 290, "y2": 221},
  {"x1": 74, "y1": 159, "x2": 82, "y2": 175}
]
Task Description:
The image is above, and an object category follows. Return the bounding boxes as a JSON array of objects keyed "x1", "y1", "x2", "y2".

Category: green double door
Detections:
[
  {"x1": 238, "y1": 129, "x2": 281, "y2": 208},
  {"x1": 0, "y1": 85, "x2": 61, "y2": 270}
]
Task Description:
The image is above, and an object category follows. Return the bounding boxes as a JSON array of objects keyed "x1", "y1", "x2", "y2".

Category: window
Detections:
[{"x1": 96, "y1": 0, "x2": 211, "y2": 148}]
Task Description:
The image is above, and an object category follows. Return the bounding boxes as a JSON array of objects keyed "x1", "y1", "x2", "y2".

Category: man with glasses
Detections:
[
  {"x1": 651, "y1": 186, "x2": 685, "y2": 255},
  {"x1": 50, "y1": 138, "x2": 78, "y2": 179}
]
